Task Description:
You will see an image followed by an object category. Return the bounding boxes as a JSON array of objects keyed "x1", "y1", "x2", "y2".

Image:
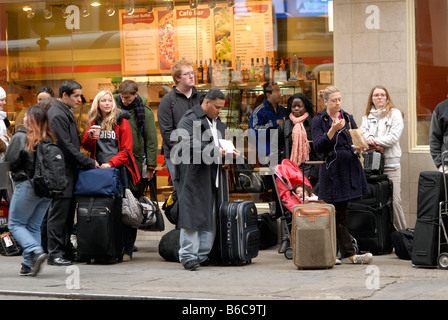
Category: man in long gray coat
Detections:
[{"x1": 172, "y1": 89, "x2": 233, "y2": 270}]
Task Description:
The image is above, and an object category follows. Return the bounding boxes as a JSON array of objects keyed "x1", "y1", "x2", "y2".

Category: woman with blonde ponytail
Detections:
[{"x1": 312, "y1": 86, "x2": 372, "y2": 265}]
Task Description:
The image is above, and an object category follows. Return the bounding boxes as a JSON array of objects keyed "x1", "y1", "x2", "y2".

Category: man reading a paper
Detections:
[{"x1": 171, "y1": 89, "x2": 239, "y2": 270}]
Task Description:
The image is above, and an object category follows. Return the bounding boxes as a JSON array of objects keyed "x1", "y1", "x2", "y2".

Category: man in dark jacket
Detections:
[
  {"x1": 157, "y1": 59, "x2": 200, "y2": 177},
  {"x1": 430, "y1": 98, "x2": 448, "y2": 170},
  {"x1": 172, "y1": 89, "x2": 233, "y2": 270},
  {"x1": 47, "y1": 80, "x2": 98, "y2": 266}
]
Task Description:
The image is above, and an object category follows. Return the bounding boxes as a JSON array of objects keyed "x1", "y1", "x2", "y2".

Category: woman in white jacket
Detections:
[{"x1": 361, "y1": 85, "x2": 406, "y2": 231}]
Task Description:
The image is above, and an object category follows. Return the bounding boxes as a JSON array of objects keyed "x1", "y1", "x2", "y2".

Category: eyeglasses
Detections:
[
  {"x1": 181, "y1": 71, "x2": 195, "y2": 77},
  {"x1": 373, "y1": 94, "x2": 386, "y2": 98}
]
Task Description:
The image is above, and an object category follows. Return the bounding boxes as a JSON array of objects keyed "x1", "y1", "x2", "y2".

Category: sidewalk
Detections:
[{"x1": 1, "y1": 238, "x2": 448, "y2": 302}]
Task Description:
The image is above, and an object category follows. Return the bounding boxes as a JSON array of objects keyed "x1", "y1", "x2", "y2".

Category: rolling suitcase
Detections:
[
  {"x1": 292, "y1": 201, "x2": 336, "y2": 269},
  {"x1": 218, "y1": 200, "x2": 260, "y2": 264},
  {"x1": 411, "y1": 171, "x2": 445, "y2": 267},
  {"x1": 75, "y1": 195, "x2": 124, "y2": 263},
  {"x1": 347, "y1": 174, "x2": 394, "y2": 254}
]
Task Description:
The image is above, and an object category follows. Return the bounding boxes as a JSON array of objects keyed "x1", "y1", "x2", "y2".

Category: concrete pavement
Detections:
[{"x1": 1, "y1": 239, "x2": 448, "y2": 302}]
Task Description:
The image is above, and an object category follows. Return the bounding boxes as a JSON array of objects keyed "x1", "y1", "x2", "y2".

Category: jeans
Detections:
[
  {"x1": 384, "y1": 165, "x2": 407, "y2": 230},
  {"x1": 178, "y1": 201, "x2": 216, "y2": 264},
  {"x1": 8, "y1": 181, "x2": 51, "y2": 268}
]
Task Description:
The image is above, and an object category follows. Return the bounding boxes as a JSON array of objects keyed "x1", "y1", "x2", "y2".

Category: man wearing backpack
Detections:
[{"x1": 46, "y1": 80, "x2": 99, "y2": 266}]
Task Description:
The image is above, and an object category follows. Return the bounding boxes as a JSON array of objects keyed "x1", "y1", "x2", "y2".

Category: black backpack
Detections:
[{"x1": 33, "y1": 140, "x2": 68, "y2": 198}]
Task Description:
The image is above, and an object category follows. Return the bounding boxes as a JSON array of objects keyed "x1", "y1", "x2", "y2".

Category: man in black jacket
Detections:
[
  {"x1": 46, "y1": 80, "x2": 98, "y2": 266},
  {"x1": 157, "y1": 59, "x2": 201, "y2": 177},
  {"x1": 430, "y1": 98, "x2": 448, "y2": 171}
]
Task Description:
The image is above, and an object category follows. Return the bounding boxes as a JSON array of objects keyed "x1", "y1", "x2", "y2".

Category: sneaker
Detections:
[
  {"x1": 183, "y1": 259, "x2": 200, "y2": 271},
  {"x1": 335, "y1": 259, "x2": 341, "y2": 265},
  {"x1": 31, "y1": 251, "x2": 47, "y2": 276},
  {"x1": 19, "y1": 264, "x2": 33, "y2": 276},
  {"x1": 122, "y1": 254, "x2": 132, "y2": 262},
  {"x1": 351, "y1": 253, "x2": 373, "y2": 264}
]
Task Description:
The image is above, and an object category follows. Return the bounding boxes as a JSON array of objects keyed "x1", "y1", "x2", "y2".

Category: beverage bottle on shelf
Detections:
[
  {"x1": 203, "y1": 61, "x2": 208, "y2": 84},
  {"x1": 193, "y1": 60, "x2": 198, "y2": 85},
  {"x1": 255, "y1": 58, "x2": 260, "y2": 82},
  {"x1": 249, "y1": 58, "x2": 255, "y2": 82},
  {"x1": 298, "y1": 57, "x2": 306, "y2": 80},
  {"x1": 208, "y1": 59, "x2": 213, "y2": 85},
  {"x1": 198, "y1": 60, "x2": 203, "y2": 84},
  {"x1": 259, "y1": 58, "x2": 265, "y2": 82},
  {"x1": 290, "y1": 54, "x2": 298, "y2": 80},
  {"x1": 264, "y1": 57, "x2": 270, "y2": 83},
  {"x1": 242, "y1": 63, "x2": 247, "y2": 83}
]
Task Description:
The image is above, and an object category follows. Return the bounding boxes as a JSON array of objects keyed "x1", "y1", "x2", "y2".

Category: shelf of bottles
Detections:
[{"x1": 195, "y1": 55, "x2": 315, "y2": 130}]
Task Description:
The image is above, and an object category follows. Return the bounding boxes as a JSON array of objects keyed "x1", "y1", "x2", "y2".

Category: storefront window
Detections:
[
  {"x1": 415, "y1": 0, "x2": 448, "y2": 146},
  {"x1": 0, "y1": 0, "x2": 333, "y2": 133}
]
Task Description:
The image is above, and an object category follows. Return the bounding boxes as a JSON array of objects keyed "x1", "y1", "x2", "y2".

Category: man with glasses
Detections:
[{"x1": 158, "y1": 59, "x2": 201, "y2": 178}]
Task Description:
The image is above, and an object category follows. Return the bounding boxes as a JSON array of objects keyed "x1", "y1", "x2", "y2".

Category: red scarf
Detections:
[{"x1": 289, "y1": 112, "x2": 310, "y2": 166}]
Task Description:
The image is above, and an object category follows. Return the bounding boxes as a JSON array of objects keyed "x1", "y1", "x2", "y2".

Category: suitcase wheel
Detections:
[
  {"x1": 438, "y1": 253, "x2": 448, "y2": 269},
  {"x1": 284, "y1": 247, "x2": 293, "y2": 260}
]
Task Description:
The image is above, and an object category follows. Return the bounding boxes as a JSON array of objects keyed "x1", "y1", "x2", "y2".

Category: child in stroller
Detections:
[{"x1": 274, "y1": 159, "x2": 317, "y2": 256}]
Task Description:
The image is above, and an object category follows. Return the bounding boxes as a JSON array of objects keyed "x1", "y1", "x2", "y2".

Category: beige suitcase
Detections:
[{"x1": 292, "y1": 201, "x2": 337, "y2": 269}]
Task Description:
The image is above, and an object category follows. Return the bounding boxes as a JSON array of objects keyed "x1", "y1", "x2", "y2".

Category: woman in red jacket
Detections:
[
  {"x1": 82, "y1": 90, "x2": 140, "y2": 185},
  {"x1": 82, "y1": 90, "x2": 141, "y2": 262}
]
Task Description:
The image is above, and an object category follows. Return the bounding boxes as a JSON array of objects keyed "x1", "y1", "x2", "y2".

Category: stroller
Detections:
[
  {"x1": 272, "y1": 159, "x2": 359, "y2": 260},
  {"x1": 272, "y1": 159, "x2": 315, "y2": 259}
]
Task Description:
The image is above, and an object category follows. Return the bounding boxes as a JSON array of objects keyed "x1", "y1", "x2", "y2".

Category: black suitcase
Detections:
[
  {"x1": 75, "y1": 195, "x2": 124, "y2": 263},
  {"x1": 411, "y1": 171, "x2": 446, "y2": 267},
  {"x1": 219, "y1": 200, "x2": 260, "y2": 264},
  {"x1": 347, "y1": 174, "x2": 394, "y2": 254}
]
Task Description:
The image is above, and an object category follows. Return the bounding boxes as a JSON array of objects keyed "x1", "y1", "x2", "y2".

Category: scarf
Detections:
[
  {"x1": 118, "y1": 94, "x2": 146, "y2": 135},
  {"x1": 289, "y1": 112, "x2": 310, "y2": 167}
]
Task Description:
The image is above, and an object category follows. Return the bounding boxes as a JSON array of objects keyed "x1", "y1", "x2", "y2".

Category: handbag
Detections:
[
  {"x1": 348, "y1": 120, "x2": 368, "y2": 150},
  {"x1": 0, "y1": 224, "x2": 22, "y2": 256},
  {"x1": 139, "y1": 180, "x2": 165, "y2": 232},
  {"x1": 162, "y1": 190, "x2": 178, "y2": 225},
  {"x1": 122, "y1": 189, "x2": 157, "y2": 228},
  {"x1": 122, "y1": 188, "x2": 144, "y2": 227},
  {"x1": 74, "y1": 167, "x2": 122, "y2": 196}
]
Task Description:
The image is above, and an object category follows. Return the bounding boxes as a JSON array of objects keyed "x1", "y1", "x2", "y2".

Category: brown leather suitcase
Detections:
[{"x1": 292, "y1": 201, "x2": 337, "y2": 269}]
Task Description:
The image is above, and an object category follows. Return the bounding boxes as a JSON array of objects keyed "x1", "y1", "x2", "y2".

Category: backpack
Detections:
[{"x1": 33, "y1": 140, "x2": 68, "y2": 198}]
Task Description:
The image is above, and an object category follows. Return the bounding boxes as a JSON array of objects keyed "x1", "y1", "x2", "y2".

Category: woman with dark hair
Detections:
[
  {"x1": 5, "y1": 105, "x2": 56, "y2": 276},
  {"x1": 276, "y1": 93, "x2": 318, "y2": 253},
  {"x1": 36, "y1": 87, "x2": 55, "y2": 103}
]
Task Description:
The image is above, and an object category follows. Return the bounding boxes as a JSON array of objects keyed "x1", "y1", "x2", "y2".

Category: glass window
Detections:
[
  {"x1": 0, "y1": 0, "x2": 333, "y2": 132},
  {"x1": 415, "y1": 0, "x2": 448, "y2": 146}
]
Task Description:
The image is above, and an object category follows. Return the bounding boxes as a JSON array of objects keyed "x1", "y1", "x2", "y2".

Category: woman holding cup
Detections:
[{"x1": 82, "y1": 90, "x2": 140, "y2": 184}]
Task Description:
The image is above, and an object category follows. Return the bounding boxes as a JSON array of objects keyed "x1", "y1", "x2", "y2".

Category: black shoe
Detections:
[
  {"x1": 19, "y1": 264, "x2": 33, "y2": 276},
  {"x1": 48, "y1": 257, "x2": 72, "y2": 266},
  {"x1": 30, "y1": 251, "x2": 47, "y2": 276},
  {"x1": 183, "y1": 259, "x2": 200, "y2": 271}
]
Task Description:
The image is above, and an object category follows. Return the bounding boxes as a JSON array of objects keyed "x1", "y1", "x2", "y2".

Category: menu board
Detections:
[
  {"x1": 119, "y1": 8, "x2": 159, "y2": 75},
  {"x1": 176, "y1": 6, "x2": 214, "y2": 64},
  {"x1": 233, "y1": 1, "x2": 274, "y2": 67},
  {"x1": 119, "y1": 1, "x2": 273, "y2": 76}
]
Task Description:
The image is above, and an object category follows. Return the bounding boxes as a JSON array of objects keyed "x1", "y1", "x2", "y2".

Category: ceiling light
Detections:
[
  {"x1": 208, "y1": 0, "x2": 216, "y2": 9},
  {"x1": 44, "y1": 7, "x2": 53, "y2": 19},
  {"x1": 190, "y1": 0, "x2": 198, "y2": 9},
  {"x1": 145, "y1": 2, "x2": 154, "y2": 13},
  {"x1": 22, "y1": 6, "x2": 32, "y2": 12},
  {"x1": 106, "y1": 2, "x2": 115, "y2": 16},
  {"x1": 126, "y1": 0, "x2": 135, "y2": 15},
  {"x1": 166, "y1": 0, "x2": 174, "y2": 11},
  {"x1": 90, "y1": 1, "x2": 101, "y2": 6}
]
